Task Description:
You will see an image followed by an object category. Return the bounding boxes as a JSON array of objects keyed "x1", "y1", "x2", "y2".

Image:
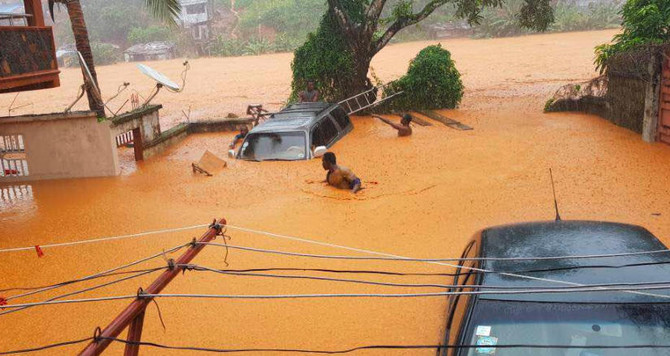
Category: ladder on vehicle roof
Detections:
[{"x1": 338, "y1": 84, "x2": 404, "y2": 115}]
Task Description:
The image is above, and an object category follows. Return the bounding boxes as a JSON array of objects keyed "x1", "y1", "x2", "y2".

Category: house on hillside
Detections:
[{"x1": 177, "y1": 0, "x2": 212, "y2": 41}]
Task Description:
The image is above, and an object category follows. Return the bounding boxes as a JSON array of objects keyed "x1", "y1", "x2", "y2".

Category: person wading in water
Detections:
[
  {"x1": 299, "y1": 80, "x2": 320, "y2": 103},
  {"x1": 374, "y1": 114, "x2": 413, "y2": 137},
  {"x1": 322, "y1": 152, "x2": 361, "y2": 193}
]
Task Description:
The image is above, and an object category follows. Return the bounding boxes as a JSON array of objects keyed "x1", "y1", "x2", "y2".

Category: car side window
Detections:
[
  {"x1": 331, "y1": 107, "x2": 351, "y2": 130},
  {"x1": 444, "y1": 241, "x2": 479, "y2": 355},
  {"x1": 447, "y1": 271, "x2": 476, "y2": 352},
  {"x1": 313, "y1": 117, "x2": 338, "y2": 147}
]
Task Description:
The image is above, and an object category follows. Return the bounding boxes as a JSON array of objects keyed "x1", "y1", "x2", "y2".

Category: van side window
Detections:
[
  {"x1": 312, "y1": 118, "x2": 338, "y2": 147},
  {"x1": 331, "y1": 107, "x2": 351, "y2": 130}
]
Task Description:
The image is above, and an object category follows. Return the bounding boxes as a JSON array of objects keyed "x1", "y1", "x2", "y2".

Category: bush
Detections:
[
  {"x1": 208, "y1": 36, "x2": 246, "y2": 56},
  {"x1": 384, "y1": 44, "x2": 464, "y2": 112},
  {"x1": 127, "y1": 26, "x2": 173, "y2": 44},
  {"x1": 595, "y1": 0, "x2": 670, "y2": 73},
  {"x1": 91, "y1": 42, "x2": 122, "y2": 65}
]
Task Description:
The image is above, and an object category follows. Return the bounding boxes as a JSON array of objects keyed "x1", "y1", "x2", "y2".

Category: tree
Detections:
[
  {"x1": 292, "y1": 0, "x2": 554, "y2": 101},
  {"x1": 48, "y1": 0, "x2": 182, "y2": 116},
  {"x1": 595, "y1": 0, "x2": 670, "y2": 73}
]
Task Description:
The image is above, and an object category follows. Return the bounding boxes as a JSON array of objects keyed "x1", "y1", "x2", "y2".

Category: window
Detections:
[
  {"x1": 0, "y1": 134, "x2": 29, "y2": 178},
  {"x1": 330, "y1": 107, "x2": 351, "y2": 130},
  {"x1": 239, "y1": 132, "x2": 306, "y2": 161},
  {"x1": 186, "y1": 3, "x2": 206, "y2": 14},
  {"x1": 312, "y1": 118, "x2": 338, "y2": 147}
]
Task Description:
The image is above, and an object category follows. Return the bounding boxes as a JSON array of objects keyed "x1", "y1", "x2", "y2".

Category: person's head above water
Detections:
[
  {"x1": 322, "y1": 152, "x2": 336, "y2": 171},
  {"x1": 241, "y1": 126, "x2": 249, "y2": 135},
  {"x1": 401, "y1": 114, "x2": 413, "y2": 126}
]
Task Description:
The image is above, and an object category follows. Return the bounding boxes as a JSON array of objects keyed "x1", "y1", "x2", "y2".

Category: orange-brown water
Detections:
[{"x1": 2, "y1": 29, "x2": 670, "y2": 355}]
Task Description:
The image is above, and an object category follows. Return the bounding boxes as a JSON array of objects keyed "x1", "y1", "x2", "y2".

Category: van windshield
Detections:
[
  {"x1": 461, "y1": 300, "x2": 670, "y2": 356},
  {"x1": 238, "y1": 132, "x2": 306, "y2": 161}
]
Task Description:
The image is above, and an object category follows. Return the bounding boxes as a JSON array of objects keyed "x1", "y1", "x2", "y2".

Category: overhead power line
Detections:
[
  {"x1": 3, "y1": 284, "x2": 670, "y2": 310},
  {"x1": 0, "y1": 224, "x2": 209, "y2": 254},
  {"x1": 200, "y1": 242, "x2": 670, "y2": 263},
  {"x1": 182, "y1": 263, "x2": 670, "y2": 291}
]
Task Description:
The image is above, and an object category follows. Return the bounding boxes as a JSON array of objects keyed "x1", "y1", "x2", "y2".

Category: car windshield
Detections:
[
  {"x1": 461, "y1": 300, "x2": 670, "y2": 356},
  {"x1": 238, "y1": 132, "x2": 306, "y2": 161}
]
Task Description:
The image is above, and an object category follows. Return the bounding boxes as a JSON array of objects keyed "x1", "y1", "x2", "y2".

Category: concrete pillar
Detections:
[{"x1": 642, "y1": 52, "x2": 661, "y2": 143}]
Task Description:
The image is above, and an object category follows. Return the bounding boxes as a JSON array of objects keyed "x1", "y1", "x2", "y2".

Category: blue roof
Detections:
[{"x1": 479, "y1": 221, "x2": 670, "y2": 303}]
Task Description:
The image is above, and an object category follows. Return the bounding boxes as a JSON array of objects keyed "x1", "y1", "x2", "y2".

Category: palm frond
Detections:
[{"x1": 145, "y1": 0, "x2": 182, "y2": 27}]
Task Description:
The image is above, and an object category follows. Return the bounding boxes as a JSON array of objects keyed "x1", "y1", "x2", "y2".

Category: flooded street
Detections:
[{"x1": 1, "y1": 29, "x2": 670, "y2": 354}]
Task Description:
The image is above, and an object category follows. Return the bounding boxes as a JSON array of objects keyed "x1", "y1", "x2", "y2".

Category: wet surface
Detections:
[{"x1": 1, "y1": 30, "x2": 670, "y2": 354}]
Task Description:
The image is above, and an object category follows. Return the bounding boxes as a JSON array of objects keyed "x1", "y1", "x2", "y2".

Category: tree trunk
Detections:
[{"x1": 65, "y1": 0, "x2": 105, "y2": 117}]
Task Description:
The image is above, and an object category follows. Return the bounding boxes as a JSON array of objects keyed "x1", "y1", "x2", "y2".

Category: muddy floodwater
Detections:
[{"x1": 1, "y1": 30, "x2": 670, "y2": 354}]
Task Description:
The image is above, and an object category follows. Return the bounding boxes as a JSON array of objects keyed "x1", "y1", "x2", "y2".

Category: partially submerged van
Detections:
[{"x1": 233, "y1": 102, "x2": 353, "y2": 161}]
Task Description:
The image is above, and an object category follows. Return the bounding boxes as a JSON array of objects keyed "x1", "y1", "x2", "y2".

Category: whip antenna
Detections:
[{"x1": 549, "y1": 168, "x2": 562, "y2": 221}]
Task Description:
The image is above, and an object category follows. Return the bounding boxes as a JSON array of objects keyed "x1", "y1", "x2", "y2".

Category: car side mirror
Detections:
[
  {"x1": 313, "y1": 146, "x2": 327, "y2": 158},
  {"x1": 228, "y1": 149, "x2": 236, "y2": 158}
]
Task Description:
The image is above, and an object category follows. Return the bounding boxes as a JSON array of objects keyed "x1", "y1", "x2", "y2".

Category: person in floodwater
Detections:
[
  {"x1": 299, "y1": 80, "x2": 320, "y2": 103},
  {"x1": 229, "y1": 126, "x2": 249, "y2": 149},
  {"x1": 322, "y1": 152, "x2": 361, "y2": 193},
  {"x1": 375, "y1": 114, "x2": 413, "y2": 137}
]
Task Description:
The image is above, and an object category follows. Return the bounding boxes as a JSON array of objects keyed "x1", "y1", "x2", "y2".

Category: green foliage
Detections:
[
  {"x1": 243, "y1": 37, "x2": 273, "y2": 55},
  {"x1": 208, "y1": 36, "x2": 246, "y2": 56},
  {"x1": 53, "y1": 0, "x2": 171, "y2": 48},
  {"x1": 595, "y1": 0, "x2": 670, "y2": 73},
  {"x1": 544, "y1": 98, "x2": 555, "y2": 112},
  {"x1": 473, "y1": 0, "x2": 622, "y2": 38},
  {"x1": 289, "y1": 0, "x2": 368, "y2": 103},
  {"x1": 237, "y1": 0, "x2": 325, "y2": 41},
  {"x1": 127, "y1": 26, "x2": 173, "y2": 44},
  {"x1": 91, "y1": 42, "x2": 122, "y2": 65},
  {"x1": 385, "y1": 44, "x2": 464, "y2": 111}
]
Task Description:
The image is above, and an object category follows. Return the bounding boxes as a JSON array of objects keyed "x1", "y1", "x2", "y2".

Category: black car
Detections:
[
  {"x1": 443, "y1": 220, "x2": 670, "y2": 356},
  {"x1": 235, "y1": 102, "x2": 353, "y2": 161}
]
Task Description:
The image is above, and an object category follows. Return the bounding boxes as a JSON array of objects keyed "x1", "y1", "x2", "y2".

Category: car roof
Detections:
[
  {"x1": 478, "y1": 220, "x2": 670, "y2": 303},
  {"x1": 250, "y1": 102, "x2": 339, "y2": 133}
]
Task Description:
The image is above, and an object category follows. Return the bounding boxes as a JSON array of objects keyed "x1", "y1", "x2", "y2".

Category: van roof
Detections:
[
  {"x1": 478, "y1": 220, "x2": 670, "y2": 303},
  {"x1": 251, "y1": 102, "x2": 340, "y2": 133}
]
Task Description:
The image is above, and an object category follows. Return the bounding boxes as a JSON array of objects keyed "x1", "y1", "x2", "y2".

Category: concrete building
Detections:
[{"x1": 177, "y1": 0, "x2": 212, "y2": 41}]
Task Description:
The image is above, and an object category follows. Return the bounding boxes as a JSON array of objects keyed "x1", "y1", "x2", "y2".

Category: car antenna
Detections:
[{"x1": 549, "y1": 168, "x2": 562, "y2": 221}]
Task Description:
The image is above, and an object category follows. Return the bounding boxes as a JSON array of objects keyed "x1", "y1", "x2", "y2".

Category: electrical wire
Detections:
[
  {"x1": 207, "y1": 229, "x2": 670, "y2": 300},
  {"x1": 200, "y1": 242, "x2": 670, "y2": 263},
  {"x1": 222, "y1": 224, "x2": 670, "y2": 262},
  {"x1": 180, "y1": 263, "x2": 670, "y2": 291},
  {"x1": 99, "y1": 337, "x2": 670, "y2": 353},
  {"x1": 0, "y1": 224, "x2": 208, "y2": 254},
  {"x1": 6, "y1": 243, "x2": 187, "y2": 302},
  {"x1": 0, "y1": 268, "x2": 162, "y2": 294},
  {"x1": 4, "y1": 284, "x2": 670, "y2": 310},
  {"x1": 0, "y1": 268, "x2": 164, "y2": 317},
  {"x1": 0, "y1": 337, "x2": 93, "y2": 355}
]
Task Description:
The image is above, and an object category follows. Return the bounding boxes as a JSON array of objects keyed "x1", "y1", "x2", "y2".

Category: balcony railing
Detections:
[{"x1": 0, "y1": 24, "x2": 60, "y2": 93}]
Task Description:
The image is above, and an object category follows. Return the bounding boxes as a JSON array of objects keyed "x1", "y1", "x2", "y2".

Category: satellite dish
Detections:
[{"x1": 137, "y1": 64, "x2": 180, "y2": 91}]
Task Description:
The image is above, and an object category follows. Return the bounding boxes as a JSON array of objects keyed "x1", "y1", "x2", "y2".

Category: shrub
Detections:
[
  {"x1": 243, "y1": 37, "x2": 273, "y2": 56},
  {"x1": 595, "y1": 0, "x2": 670, "y2": 73},
  {"x1": 127, "y1": 26, "x2": 173, "y2": 44},
  {"x1": 91, "y1": 42, "x2": 122, "y2": 65},
  {"x1": 208, "y1": 36, "x2": 246, "y2": 57},
  {"x1": 384, "y1": 44, "x2": 464, "y2": 112}
]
